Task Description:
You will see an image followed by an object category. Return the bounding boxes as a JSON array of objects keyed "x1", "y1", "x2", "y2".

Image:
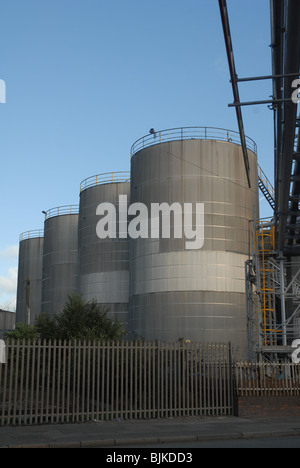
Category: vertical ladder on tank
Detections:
[{"x1": 255, "y1": 221, "x2": 277, "y2": 347}]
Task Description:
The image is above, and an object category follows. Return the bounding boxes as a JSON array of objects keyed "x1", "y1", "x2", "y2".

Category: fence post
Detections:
[
  {"x1": 155, "y1": 339, "x2": 160, "y2": 418},
  {"x1": 228, "y1": 342, "x2": 234, "y2": 415}
]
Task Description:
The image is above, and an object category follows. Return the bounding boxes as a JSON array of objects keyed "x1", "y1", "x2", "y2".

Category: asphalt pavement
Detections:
[{"x1": 1, "y1": 415, "x2": 300, "y2": 448}]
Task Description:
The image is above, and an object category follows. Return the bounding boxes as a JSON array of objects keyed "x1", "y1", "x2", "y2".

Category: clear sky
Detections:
[{"x1": 0, "y1": 0, "x2": 274, "y2": 310}]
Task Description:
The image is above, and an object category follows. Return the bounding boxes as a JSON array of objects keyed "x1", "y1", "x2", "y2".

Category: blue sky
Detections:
[{"x1": 0, "y1": 0, "x2": 274, "y2": 310}]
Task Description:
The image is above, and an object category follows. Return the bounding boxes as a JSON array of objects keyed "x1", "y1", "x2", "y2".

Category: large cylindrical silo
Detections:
[
  {"x1": 129, "y1": 127, "x2": 259, "y2": 356},
  {"x1": 16, "y1": 230, "x2": 44, "y2": 324},
  {"x1": 78, "y1": 172, "x2": 130, "y2": 326},
  {"x1": 41, "y1": 206, "x2": 79, "y2": 316}
]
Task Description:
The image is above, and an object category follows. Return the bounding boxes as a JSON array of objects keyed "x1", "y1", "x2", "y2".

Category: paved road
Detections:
[
  {"x1": 112, "y1": 435, "x2": 300, "y2": 449},
  {"x1": 2, "y1": 416, "x2": 300, "y2": 448}
]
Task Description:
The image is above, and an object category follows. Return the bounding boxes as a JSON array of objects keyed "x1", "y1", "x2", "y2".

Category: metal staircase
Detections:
[{"x1": 258, "y1": 165, "x2": 275, "y2": 210}]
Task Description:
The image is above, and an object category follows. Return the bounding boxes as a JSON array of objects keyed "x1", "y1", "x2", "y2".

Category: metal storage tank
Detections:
[
  {"x1": 0, "y1": 309, "x2": 16, "y2": 338},
  {"x1": 16, "y1": 230, "x2": 44, "y2": 324},
  {"x1": 41, "y1": 206, "x2": 79, "y2": 316},
  {"x1": 78, "y1": 172, "x2": 130, "y2": 325},
  {"x1": 129, "y1": 127, "x2": 259, "y2": 356}
]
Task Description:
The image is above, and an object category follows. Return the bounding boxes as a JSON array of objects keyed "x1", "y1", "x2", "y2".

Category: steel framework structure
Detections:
[{"x1": 219, "y1": 0, "x2": 300, "y2": 359}]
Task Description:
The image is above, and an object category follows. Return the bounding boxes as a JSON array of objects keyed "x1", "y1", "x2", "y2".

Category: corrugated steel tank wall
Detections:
[
  {"x1": 129, "y1": 130, "x2": 259, "y2": 355},
  {"x1": 78, "y1": 173, "x2": 130, "y2": 325},
  {"x1": 16, "y1": 231, "x2": 44, "y2": 324},
  {"x1": 41, "y1": 207, "x2": 79, "y2": 316},
  {"x1": 0, "y1": 310, "x2": 16, "y2": 338}
]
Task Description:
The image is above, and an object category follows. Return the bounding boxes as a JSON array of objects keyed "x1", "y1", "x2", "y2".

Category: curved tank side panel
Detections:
[
  {"x1": 78, "y1": 180, "x2": 130, "y2": 326},
  {"x1": 16, "y1": 236, "x2": 44, "y2": 324},
  {"x1": 129, "y1": 138, "x2": 259, "y2": 357},
  {"x1": 0, "y1": 310, "x2": 16, "y2": 337},
  {"x1": 41, "y1": 213, "x2": 79, "y2": 316}
]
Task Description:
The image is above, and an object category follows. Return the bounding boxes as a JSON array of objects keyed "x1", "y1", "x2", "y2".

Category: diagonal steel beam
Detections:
[{"x1": 218, "y1": 0, "x2": 251, "y2": 188}]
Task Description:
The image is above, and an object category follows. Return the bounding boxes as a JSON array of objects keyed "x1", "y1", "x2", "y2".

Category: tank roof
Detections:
[
  {"x1": 130, "y1": 126, "x2": 257, "y2": 158},
  {"x1": 80, "y1": 171, "x2": 130, "y2": 193},
  {"x1": 43, "y1": 205, "x2": 79, "y2": 220},
  {"x1": 19, "y1": 229, "x2": 44, "y2": 242}
]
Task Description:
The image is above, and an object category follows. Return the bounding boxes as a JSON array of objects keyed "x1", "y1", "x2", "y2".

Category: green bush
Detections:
[
  {"x1": 6, "y1": 292, "x2": 127, "y2": 342},
  {"x1": 5, "y1": 322, "x2": 38, "y2": 341}
]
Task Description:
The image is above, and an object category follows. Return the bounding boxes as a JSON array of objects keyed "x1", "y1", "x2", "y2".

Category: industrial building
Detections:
[
  {"x1": 13, "y1": 0, "x2": 300, "y2": 361},
  {"x1": 0, "y1": 309, "x2": 15, "y2": 338},
  {"x1": 219, "y1": 0, "x2": 300, "y2": 360}
]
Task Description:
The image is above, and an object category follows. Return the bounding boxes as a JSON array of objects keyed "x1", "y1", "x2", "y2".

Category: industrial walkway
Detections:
[{"x1": 1, "y1": 416, "x2": 300, "y2": 448}]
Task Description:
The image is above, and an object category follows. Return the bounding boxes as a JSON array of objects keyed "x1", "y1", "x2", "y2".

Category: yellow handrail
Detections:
[{"x1": 255, "y1": 221, "x2": 277, "y2": 347}]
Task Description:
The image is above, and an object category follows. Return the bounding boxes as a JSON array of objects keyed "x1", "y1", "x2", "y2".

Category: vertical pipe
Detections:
[{"x1": 279, "y1": 253, "x2": 287, "y2": 346}]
